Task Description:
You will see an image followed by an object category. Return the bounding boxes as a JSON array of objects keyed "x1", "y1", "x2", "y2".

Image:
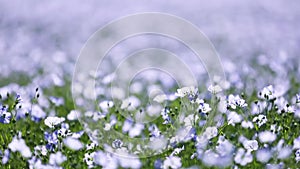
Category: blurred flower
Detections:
[
  {"x1": 49, "y1": 96, "x2": 64, "y2": 106},
  {"x1": 216, "y1": 137, "x2": 234, "y2": 156},
  {"x1": 34, "y1": 145, "x2": 47, "y2": 156},
  {"x1": 258, "y1": 131, "x2": 276, "y2": 143},
  {"x1": 1, "y1": 149, "x2": 9, "y2": 164},
  {"x1": 8, "y1": 136, "x2": 32, "y2": 158},
  {"x1": 67, "y1": 110, "x2": 81, "y2": 121},
  {"x1": 112, "y1": 139, "x2": 123, "y2": 149},
  {"x1": 241, "y1": 121, "x2": 254, "y2": 129},
  {"x1": 208, "y1": 84, "x2": 222, "y2": 94},
  {"x1": 256, "y1": 148, "x2": 272, "y2": 163},
  {"x1": 63, "y1": 137, "x2": 83, "y2": 151},
  {"x1": 129, "y1": 123, "x2": 144, "y2": 138},
  {"x1": 293, "y1": 136, "x2": 300, "y2": 150},
  {"x1": 243, "y1": 140, "x2": 258, "y2": 152},
  {"x1": 153, "y1": 94, "x2": 167, "y2": 103},
  {"x1": 227, "y1": 111, "x2": 242, "y2": 126},
  {"x1": 99, "y1": 100, "x2": 114, "y2": 112},
  {"x1": 28, "y1": 156, "x2": 43, "y2": 169},
  {"x1": 203, "y1": 126, "x2": 218, "y2": 140},
  {"x1": 93, "y1": 151, "x2": 117, "y2": 169},
  {"x1": 234, "y1": 148, "x2": 253, "y2": 166},
  {"x1": 120, "y1": 96, "x2": 140, "y2": 111},
  {"x1": 85, "y1": 111, "x2": 106, "y2": 121},
  {"x1": 49, "y1": 151, "x2": 67, "y2": 166},
  {"x1": 31, "y1": 105, "x2": 46, "y2": 122},
  {"x1": 175, "y1": 86, "x2": 197, "y2": 98}
]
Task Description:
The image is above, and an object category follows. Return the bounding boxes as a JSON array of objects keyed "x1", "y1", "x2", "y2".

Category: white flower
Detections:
[
  {"x1": 234, "y1": 148, "x2": 253, "y2": 166},
  {"x1": 63, "y1": 137, "x2": 83, "y2": 150},
  {"x1": 227, "y1": 111, "x2": 242, "y2": 126},
  {"x1": 86, "y1": 141, "x2": 98, "y2": 151},
  {"x1": 228, "y1": 95, "x2": 247, "y2": 109},
  {"x1": 208, "y1": 84, "x2": 222, "y2": 94},
  {"x1": 8, "y1": 136, "x2": 32, "y2": 158},
  {"x1": 49, "y1": 151, "x2": 67, "y2": 165},
  {"x1": 44, "y1": 116, "x2": 65, "y2": 128},
  {"x1": 197, "y1": 99, "x2": 212, "y2": 113},
  {"x1": 259, "y1": 85, "x2": 276, "y2": 100},
  {"x1": 258, "y1": 131, "x2": 276, "y2": 143},
  {"x1": 203, "y1": 127, "x2": 218, "y2": 140},
  {"x1": 84, "y1": 152, "x2": 95, "y2": 167},
  {"x1": 175, "y1": 86, "x2": 197, "y2": 98},
  {"x1": 163, "y1": 156, "x2": 182, "y2": 169},
  {"x1": 243, "y1": 140, "x2": 258, "y2": 152},
  {"x1": 253, "y1": 115, "x2": 267, "y2": 127}
]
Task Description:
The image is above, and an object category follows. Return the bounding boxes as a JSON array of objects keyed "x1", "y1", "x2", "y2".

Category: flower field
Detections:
[{"x1": 1, "y1": 1, "x2": 300, "y2": 169}]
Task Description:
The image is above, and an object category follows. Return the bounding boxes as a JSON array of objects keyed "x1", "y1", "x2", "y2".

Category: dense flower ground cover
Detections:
[
  {"x1": 1, "y1": 75, "x2": 300, "y2": 168},
  {"x1": 1, "y1": 1, "x2": 300, "y2": 169}
]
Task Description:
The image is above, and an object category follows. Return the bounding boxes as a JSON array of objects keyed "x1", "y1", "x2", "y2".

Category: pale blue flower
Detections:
[
  {"x1": 63, "y1": 137, "x2": 83, "y2": 151},
  {"x1": 49, "y1": 151, "x2": 67, "y2": 166},
  {"x1": 8, "y1": 136, "x2": 32, "y2": 158}
]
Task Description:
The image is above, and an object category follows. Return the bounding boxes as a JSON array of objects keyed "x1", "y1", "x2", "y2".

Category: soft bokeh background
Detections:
[{"x1": 0, "y1": 0, "x2": 299, "y2": 90}]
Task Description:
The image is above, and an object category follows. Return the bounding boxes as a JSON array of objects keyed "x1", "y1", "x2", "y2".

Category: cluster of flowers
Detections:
[{"x1": 1, "y1": 82, "x2": 300, "y2": 169}]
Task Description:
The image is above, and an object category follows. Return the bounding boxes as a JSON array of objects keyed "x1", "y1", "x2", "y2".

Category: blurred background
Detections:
[{"x1": 0, "y1": 0, "x2": 299, "y2": 92}]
